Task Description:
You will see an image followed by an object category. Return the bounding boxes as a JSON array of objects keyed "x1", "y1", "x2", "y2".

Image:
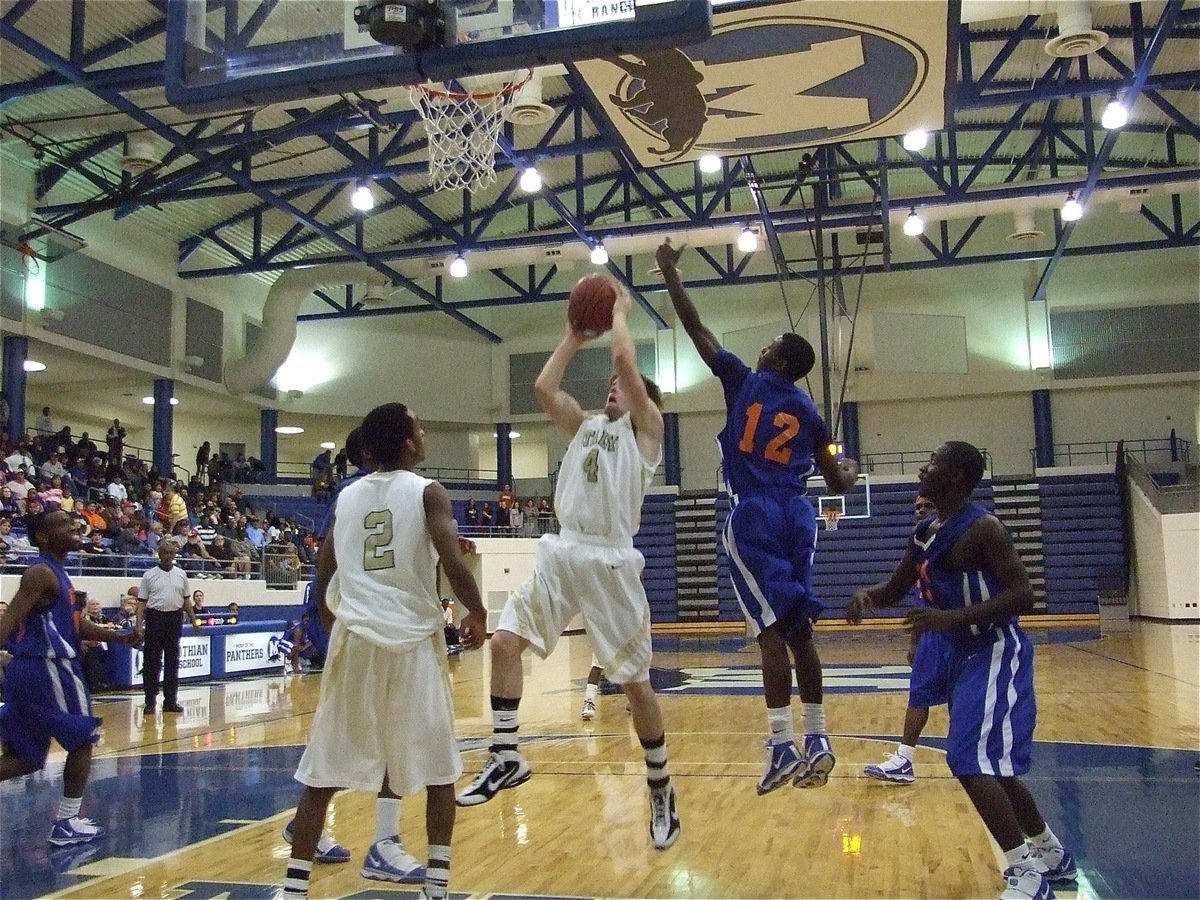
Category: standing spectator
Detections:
[
  {"x1": 464, "y1": 499, "x2": 478, "y2": 532},
  {"x1": 164, "y1": 487, "x2": 188, "y2": 531},
  {"x1": 334, "y1": 446, "x2": 348, "y2": 481},
  {"x1": 498, "y1": 483, "x2": 516, "y2": 531},
  {"x1": 537, "y1": 497, "x2": 553, "y2": 535},
  {"x1": 478, "y1": 502, "x2": 494, "y2": 535},
  {"x1": 34, "y1": 407, "x2": 54, "y2": 438},
  {"x1": 105, "y1": 419, "x2": 126, "y2": 462},
  {"x1": 195, "y1": 442, "x2": 211, "y2": 485},
  {"x1": 521, "y1": 499, "x2": 538, "y2": 537},
  {"x1": 508, "y1": 502, "x2": 524, "y2": 537},
  {"x1": 135, "y1": 543, "x2": 200, "y2": 715}
]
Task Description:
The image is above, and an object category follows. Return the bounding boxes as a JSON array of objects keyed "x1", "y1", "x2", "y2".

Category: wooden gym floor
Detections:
[{"x1": 2, "y1": 622, "x2": 1197, "y2": 899}]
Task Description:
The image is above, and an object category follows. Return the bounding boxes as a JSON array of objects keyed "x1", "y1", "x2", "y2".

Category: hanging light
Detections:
[
  {"x1": 903, "y1": 208, "x2": 925, "y2": 236},
  {"x1": 449, "y1": 254, "x2": 469, "y2": 278},
  {"x1": 902, "y1": 129, "x2": 929, "y2": 151},
  {"x1": 1061, "y1": 194, "x2": 1084, "y2": 222},
  {"x1": 509, "y1": 429, "x2": 521, "y2": 439},
  {"x1": 23, "y1": 359, "x2": 46, "y2": 372},
  {"x1": 737, "y1": 227, "x2": 758, "y2": 252},
  {"x1": 1101, "y1": 98, "x2": 1128, "y2": 130},
  {"x1": 519, "y1": 166, "x2": 542, "y2": 192},
  {"x1": 275, "y1": 426, "x2": 304, "y2": 435},
  {"x1": 350, "y1": 182, "x2": 375, "y2": 211},
  {"x1": 697, "y1": 153, "x2": 722, "y2": 174},
  {"x1": 142, "y1": 396, "x2": 179, "y2": 405},
  {"x1": 320, "y1": 441, "x2": 337, "y2": 450},
  {"x1": 589, "y1": 242, "x2": 609, "y2": 265}
]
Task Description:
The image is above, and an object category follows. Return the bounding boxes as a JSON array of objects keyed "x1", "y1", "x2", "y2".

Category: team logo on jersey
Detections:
[{"x1": 575, "y1": 0, "x2": 948, "y2": 167}]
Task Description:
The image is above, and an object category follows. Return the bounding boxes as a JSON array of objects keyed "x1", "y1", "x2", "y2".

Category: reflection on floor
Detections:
[{"x1": 1, "y1": 623, "x2": 1196, "y2": 899}]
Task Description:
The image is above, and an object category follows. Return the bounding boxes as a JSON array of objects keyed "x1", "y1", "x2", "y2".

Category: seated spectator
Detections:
[
  {"x1": 79, "y1": 596, "x2": 113, "y2": 691},
  {"x1": 38, "y1": 475, "x2": 67, "y2": 512},
  {"x1": 265, "y1": 542, "x2": 302, "y2": 589},
  {"x1": 106, "y1": 475, "x2": 128, "y2": 503},
  {"x1": 40, "y1": 452, "x2": 66, "y2": 482},
  {"x1": 443, "y1": 598, "x2": 462, "y2": 655},
  {"x1": 226, "y1": 601, "x2": 240, "y2": 622},
  {"x1": 6, "y1": 469, "x2": 32, "y2": 512},
  {"x1": 78, "y1": 500, "x2": 106, "y2": 535},
  {"x1": 208, "y1": 532, "x2": 251, "y2": 579},
  {"x1": 0, "y1": 486, "x2": 19, "y2": 521},
  {"x1": 191, "y1": 589, "x2": 206, "y2": 617},
  {"x1": 113, "y1": 523, "x2": 153, "y2": 557},
  {"x1": 116, "y1": 590, "x2": 139, "y2": 628},
  {"x1": 4, "y1": 442, "x2": 35, "y2": 478},
  {"x1": 0, "y1": 516, "x2": 33, "y2": 555},
  {"x1": 79, "y1": 531, "x2": 117, "y2": 574},
  {"x1": 245, "y1": 516, "x2": 266, "y2": 552},
  {"x1": 145, "y1": 520, "x2": 164, "y2": 551},
  {"x1": 178, "y1": 527, "x2": 218, "y2": 575}
]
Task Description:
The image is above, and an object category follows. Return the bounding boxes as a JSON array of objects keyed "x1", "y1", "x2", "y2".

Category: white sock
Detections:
[
  {"x1": 375, "y1": 796, "x2": 402, "y2": 843},
  {"x1": 57, "y1": 797, "x2": 82, "y2": 820},
  {"x1": 425, "y1": 843, "x2": 451, "y2": 899},
  {"x1": 1003, "y1": 844, "x2": 1032, "y2": 869},
  {"x1": 1030, "y1": 825, "x2": 1061, "y2": 850},
  {"x1": 283, "y1": 857, "x2": 312, "y2": 897},
  {"x1": 585, "y1": 683, "x2": 598, "y2": 703},
  {"x1": 767, "y1": 706, "x2": 793, "y2": 744},
  {"x1": 801, "y1": 703, "x2": 825, "y2": 735},
  {"x1": 896, "y1": 744, "x2": 916, "y2": 762}
]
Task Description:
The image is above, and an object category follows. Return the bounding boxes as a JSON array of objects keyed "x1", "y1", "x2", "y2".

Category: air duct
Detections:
[
  {"x1": 1007, "y1": 208, "x2": 1044, "y2": 242},
  {"x1": 1045, "y1": 2, "x2": 1109, "y2": 57},
  {"x1": 506, "y1": 68, "x2": 555, "y2": 126},
  {"x1": 223, "y1": 263, "x2": 384, "y2": 395},
  {"x1": 120, "y1": 135, "x2": 159, "y2": 174}
]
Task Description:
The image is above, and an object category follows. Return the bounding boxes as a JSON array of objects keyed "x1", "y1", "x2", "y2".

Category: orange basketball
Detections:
[{"x1": 567, "y1": 273, "x2": 618, "y2": 337}]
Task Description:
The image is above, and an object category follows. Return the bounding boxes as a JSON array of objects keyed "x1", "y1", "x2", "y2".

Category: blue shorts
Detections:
[
  {"x1": 945, "y1": 624, "x2": 1035, "y2": 778},
  {"x1": 300, "y1": 583, "x2": 329, "y2": 657},
  {"x1": 0, "y1": 656, "x2": 101, "y2": 770},
  {"x1": 908, "y1": 631, "x2": 953, "y2": 709},
  {"x1": 722, "y1": 492, "x2": 822, "y2": 643}
]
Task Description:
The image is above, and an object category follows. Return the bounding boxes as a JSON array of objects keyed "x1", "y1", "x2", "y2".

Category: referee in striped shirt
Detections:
[{"x1": 136, "y1": 543, "x2": 200, "y2": 714}]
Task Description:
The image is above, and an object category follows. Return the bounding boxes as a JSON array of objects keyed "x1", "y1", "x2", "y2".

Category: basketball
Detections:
[
  {"x1": 838, "y1": 458, "x2": 860, "y2": 482},
  {"x1": 567, "y1": 273, "x2": 618, "y2": 337}
]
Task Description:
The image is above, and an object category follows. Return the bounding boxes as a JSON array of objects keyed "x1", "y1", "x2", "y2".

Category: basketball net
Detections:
[
  {"x1": 410, "y1": 70, "x2": 533, "y2": 194},
  {"x1": 822, "y1": 508, "x2": 842, "y2": 531}
]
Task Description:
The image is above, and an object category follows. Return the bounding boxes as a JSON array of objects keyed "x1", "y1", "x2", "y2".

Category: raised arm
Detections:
[
  {"x1": 534, "y1": 323, "x2": 590, "y2": 436},
  {"x1": 423, "y1": 482, "x2": 486, "y2": 650},
  {"x1": 611, "y1": 287, "x2": 664, "y2": 456},
  {"x1": 814, "y1": 434, "x2": 860, "y2": 496},
  {"x1": 656, "y1": 240, "x2": 721, "y2": 368}
]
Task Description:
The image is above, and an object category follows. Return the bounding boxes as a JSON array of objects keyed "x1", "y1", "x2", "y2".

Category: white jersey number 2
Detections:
[{"x1": 363, "y1": 509, "x2": 395, "y2": 571}]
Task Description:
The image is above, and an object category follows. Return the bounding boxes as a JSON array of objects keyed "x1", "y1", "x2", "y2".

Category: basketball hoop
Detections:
[
  {"x1": 822, "y1": 508, "x2": 842, "y2": 531},
  {"x1": 410, "y1": 69, "x2": 533, "y2": 194}
]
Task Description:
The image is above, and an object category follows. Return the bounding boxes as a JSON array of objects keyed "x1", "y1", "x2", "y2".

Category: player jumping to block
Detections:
[{"x1": 656, "y1": 239, "x2": 859, "y2": 795}]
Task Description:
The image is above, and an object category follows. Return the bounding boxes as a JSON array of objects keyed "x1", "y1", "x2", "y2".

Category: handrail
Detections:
[
  {"x1": 861, "y1": 448, "x2": 992, "y2": 475},
  {"x1": 1031, "y1": 437, "x2": 1191, "y2": 468},
  {"x1": 1124, "y1": 453, "x2": 1200, "y2": 515}
]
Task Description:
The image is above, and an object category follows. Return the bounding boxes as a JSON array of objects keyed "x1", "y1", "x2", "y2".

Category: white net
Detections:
[{"x1": 410, "y1": 71, "x2": 531, "y2": 194}]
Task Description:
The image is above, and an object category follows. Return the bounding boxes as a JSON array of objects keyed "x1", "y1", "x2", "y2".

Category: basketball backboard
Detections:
[{"x1": 165, "y1": 0, "x2": 712, "y2": 112}]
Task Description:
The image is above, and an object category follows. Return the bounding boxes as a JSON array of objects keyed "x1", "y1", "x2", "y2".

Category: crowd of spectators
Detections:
[
  {"x1": 0, "y1": 417, "x2": 319, "y2": 584},
  {"x1": 462, "y1": 487, "x2": 554, "y2": 537}
]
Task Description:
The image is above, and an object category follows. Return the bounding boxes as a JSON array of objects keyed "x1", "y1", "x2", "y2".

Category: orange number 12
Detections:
[{"x1": 737, "y1": 402, "x2": 800, "y2": 464}]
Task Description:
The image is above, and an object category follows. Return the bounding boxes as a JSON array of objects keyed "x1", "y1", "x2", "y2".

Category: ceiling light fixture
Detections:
[
  {"x1": 23, "y1": 359, "x2": 46, "y2": 372},
  {"x1": 275, "y1": 426, "x2": 304, "y2": 435},
  {"x1": 1061, "y1": 194, "x2": 1084, "y2": 222},
  {"x1": 902, "y1": 129, "x2": 929, "y2": 151},
  {"x1": 350, "y1": 182, "x2": 375, "y2": 211},
  {"x1": 519, "y1": 166, "x2": 542, "y2": 192},
  {"x1": 142, "y1": 396, "x2": 179, "y2": 405},
  {"x1": 589, "y1": 243, "x2": 609, "y2": 265},
  {"x1": 449, "y1": 254, "x2": 468, "y2": 278},
  {"x1": 697, "y1": 153, "x2": 722, "y2": 174},
  {"x1": 903, "y1": 208, "x2": 925, "y2": 236},
  {"x1": 737, "y1": 227, "x2": 758, "y2": 252},
  {"x1": 509, "y1": 429, "x2": 521, "y2": 439},
  {"x1": 1101, "y1": 98, "x2": 1128, "y2": 130}
]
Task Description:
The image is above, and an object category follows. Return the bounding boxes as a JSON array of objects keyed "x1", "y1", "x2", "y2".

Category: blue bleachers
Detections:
[{"x1": 1039, "y1": 473, "x2": 1126, "y2": 612}]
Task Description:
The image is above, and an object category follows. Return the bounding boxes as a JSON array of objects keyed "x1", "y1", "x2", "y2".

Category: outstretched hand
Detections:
[
  {"x1": 846, "y1": 589, "x2": 873, "y2": 625},
  {"x1": 458, "y1": 610, "x2": 486, "y2": 651},
  {"x1": 655, "y1": 239, "x2": 686, "y2": 274}
]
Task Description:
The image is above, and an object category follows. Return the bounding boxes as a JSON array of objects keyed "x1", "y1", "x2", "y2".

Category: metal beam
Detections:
[{"x1": 1031, "y1": 0, "x2": 1183, "y2": 302}]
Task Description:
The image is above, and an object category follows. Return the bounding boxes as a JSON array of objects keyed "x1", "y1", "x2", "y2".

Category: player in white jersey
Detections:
[
  {"x1": 456, "y1": 285, "x2": 681, "y2": 851},
  {"x1": 281, "y1": 403, "x2": 486, "y2": 900}
]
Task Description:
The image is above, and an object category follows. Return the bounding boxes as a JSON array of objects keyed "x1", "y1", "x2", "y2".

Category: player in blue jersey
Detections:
[
  {"x1": 848, "y1": 442, "x2": 1075, "y2": 900},
  {"x1": 656, "y1": 240, "x2": 860, "y2": 795},
  {"x1": 861, "y1": 493, "x2": 954, "y2": 784},
  {"x1": 0, "y1": 510, "x2": 141, "y2": 845}
]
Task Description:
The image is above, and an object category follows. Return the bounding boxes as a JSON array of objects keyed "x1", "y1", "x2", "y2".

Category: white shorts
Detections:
[
  {"x1": 497, "y1": 531, "x2": 652, "y2": 684},
  {"x1": 296, "y1": 622, "x2": 461, "y2": 795}
]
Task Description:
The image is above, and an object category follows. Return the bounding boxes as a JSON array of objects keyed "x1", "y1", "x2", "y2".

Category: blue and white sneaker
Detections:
[
  {"x1": 1000, "y1": 864, "x2": 1055, "y2": 899},
  {"x1": 794, "y1": 734, "x2": 836, "y2": 788},
  {"x1": 1034, "y1": 846, "x2": 1077, "y2": 883},
  {"x1": 757, "y1": 740, "x2": 804, "y2": 795},
  {"x1": 361, "y1": 836, "x2": 426, "y2": 883},
  {"x1": 456, "y1": 750, "x2": 531, "y2": 806},
  {"x1": 48, "y1": 816, "x2": 104, "y2": 846},
  {"x1": 864, "y1": 752, "x2": 915, "y2": 784},
  {"x1": 282, "y1": 818, "x2": 352, "y2": 863}
]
